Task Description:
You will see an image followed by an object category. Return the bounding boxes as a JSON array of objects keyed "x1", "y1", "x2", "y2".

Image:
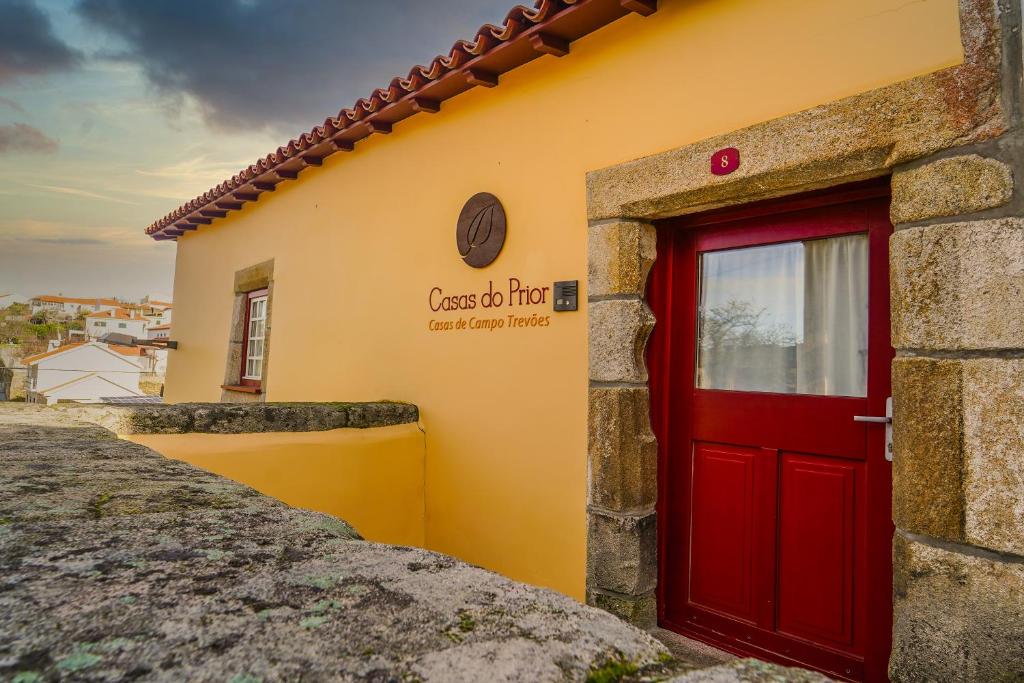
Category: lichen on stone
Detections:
[{"x1": 0, "y1": 404, "x2": 680, "y2": 682}]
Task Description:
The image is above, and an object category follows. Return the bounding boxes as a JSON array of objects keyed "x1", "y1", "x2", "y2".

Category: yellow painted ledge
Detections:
[{"x1": 127, "y1": 423, "x2": 425, "y2": 546}]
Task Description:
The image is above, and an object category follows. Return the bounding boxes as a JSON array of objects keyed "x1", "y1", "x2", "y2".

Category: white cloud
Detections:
[
  {"x1": 0, "y1": 218, "x2": 137, "y2": 245},
  {"x1": 25, "y1": 183, "x2": 139, "y2": 205},
  {"x1": 0, "y1": 219, "x2": 174, "y2": 300}
]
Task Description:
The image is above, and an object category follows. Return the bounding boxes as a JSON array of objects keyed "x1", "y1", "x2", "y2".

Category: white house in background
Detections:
[
  {"x1": 153, "y1": 306, "x2": 172, "y2": 325},
  {"x1": 147, "y1": 323, "x2": 171, "y2": 339},
  {"x1": 141, "y1": 297, "x2": 172, "y2": 310},
  {"x1": 22, "y1": 342, "x2": 145, "y2": 405},
  {"x1": 140, "y1": 300, "x2": 172, "y2": 325},
  {"x1": 30, "y1": 295, "x2": 122, "y2": 317},
  {"x1": 85, "y1": 309, "x2": 150, "y2": 339},
  {"x1": 143, "y1": 323, "x2": 172, "y2": 377},
  {"x1": 151, "y1": 348, "x2": 169, "y2": 375},
  {"x1": 144, "y1": 323, "x2": 171, "y2": 376}
]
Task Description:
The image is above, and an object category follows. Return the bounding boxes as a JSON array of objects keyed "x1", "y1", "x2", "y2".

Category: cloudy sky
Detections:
[{"x1": 0, "y1": 0, "x2": 513, "y2": 302}]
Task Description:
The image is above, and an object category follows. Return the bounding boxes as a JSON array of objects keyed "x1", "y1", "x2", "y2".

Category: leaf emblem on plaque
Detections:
[{"x1": 456, "y1": 192, "x2": 506, "y2": 268}]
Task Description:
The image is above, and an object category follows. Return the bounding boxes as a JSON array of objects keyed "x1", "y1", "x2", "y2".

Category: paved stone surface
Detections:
[
  {"x1": 651, "y1": 628, "x2": 734, "y2": 670},
  {"x1": 55, "y1": 401, "x2": 419, "y2": 435},
  {"x1": 667, "y1": 660, "x2": 830, "y2": 683}
]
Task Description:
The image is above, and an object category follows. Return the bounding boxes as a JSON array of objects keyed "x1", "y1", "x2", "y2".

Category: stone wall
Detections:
[
  {"x1": 0, "y1": 345, "x2": 26, "y2": 400},
  {"x1": 55, "y1": 400, "x2": 419, "y2": 435},
  {"x1": 882, "y1": 9, "x2": 1024, "y2": 676},
  {"x1": 0, "y1": 404, "x2": 668, "y2": 682},
  {"x1": 887, "y1": 72, "x2": 1024, "y2": 682},
  {"x1": 0, "y1": 404, "x2": 832, "y2": 682},
  {"x1": 0, "y1": 362, "x2": 10, "y2": 401},
  {"x1": 583, "y1": 0, "x2": 1024, "y2": 679},
  {"x1": 587, "y1": 221, "x2": 659, "y2": 625}
]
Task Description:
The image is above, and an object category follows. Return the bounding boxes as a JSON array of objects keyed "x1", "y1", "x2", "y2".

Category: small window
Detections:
[
  {"x1": 118, "y1": 322, "x2": 127, "y2": 329},
  {"x1": 241, "y1": 289, "x2": 268, "y2": 385}
]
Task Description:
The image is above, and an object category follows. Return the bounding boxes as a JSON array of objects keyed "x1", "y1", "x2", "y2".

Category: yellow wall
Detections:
[
  {"x1": 129, "y1": 424, "x2": 426, "y2": 546},
  {"x1": 164, "y1": 0, "x2": 962, "y2": 599}
]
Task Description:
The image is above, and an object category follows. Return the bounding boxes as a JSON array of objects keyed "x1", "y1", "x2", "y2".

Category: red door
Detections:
[{"x1": 648, "y1": 182, "x2": 893, "y2": 682}]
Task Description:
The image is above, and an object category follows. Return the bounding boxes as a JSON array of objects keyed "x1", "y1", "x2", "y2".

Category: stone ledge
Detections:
[
  {"x1": 0, "y1": 404, "x2": 675, "y2": 682},
  {"x1": 55, "y1": 401, "x2": 419, "y2": 435}
]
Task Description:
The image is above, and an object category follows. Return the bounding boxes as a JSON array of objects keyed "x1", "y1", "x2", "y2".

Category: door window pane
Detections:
[{"x1": 696, "y1": 234, "x2": 868, "y2": 396}]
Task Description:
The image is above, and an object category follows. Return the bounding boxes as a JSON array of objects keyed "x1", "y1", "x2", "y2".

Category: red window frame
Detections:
[{"x1": 239, "y1": 288, "x2": 268, "y2": 388}]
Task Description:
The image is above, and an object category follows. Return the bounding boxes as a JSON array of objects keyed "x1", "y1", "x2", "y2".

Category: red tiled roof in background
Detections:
[
  {"x1": 86, "y1": 309, "x2": 148, "y2": 321},
  {"x1": 23, "y1": 342, "x2": 147, "y2": 365},
  {"x1": 145, "y1": 0, "x2": 656, "y2": 240},
  {"x1": 34, "y1": 295, "x2": 122, "y2": 306},
  {"x1": 22, "y1": 343, "x2": 86, "y2": 365},
  {"x1": 108, "y1": 345, "x2": 144, "y2": 356}
]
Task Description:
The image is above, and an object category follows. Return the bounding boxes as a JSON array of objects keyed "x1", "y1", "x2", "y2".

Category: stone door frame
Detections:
[{"x1": 584, "y1": 0, "x2": 1016, "y2": 644}]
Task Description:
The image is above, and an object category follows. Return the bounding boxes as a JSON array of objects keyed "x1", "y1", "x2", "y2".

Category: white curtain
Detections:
[{"x1": 797, "y1": 234, "x2": 868, "y2": 396}]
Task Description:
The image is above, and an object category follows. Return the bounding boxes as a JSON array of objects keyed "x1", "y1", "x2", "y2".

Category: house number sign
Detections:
[{"x1": 711, "y1": 147, "x2": 740, "y2": 176}]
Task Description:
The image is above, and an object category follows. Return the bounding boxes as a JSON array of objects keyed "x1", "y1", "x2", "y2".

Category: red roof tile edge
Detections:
[{"x1": 145, "y1": 0, "x2": 656, "y2": 240}]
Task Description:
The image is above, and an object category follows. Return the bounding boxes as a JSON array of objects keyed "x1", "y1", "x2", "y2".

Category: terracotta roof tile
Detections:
[
  {"x1": 145, "y1": 0, "x2": 655, "y2": 240},
  {"x1": 86, "y1": 308, "x2": 143, "y2": 320},
  {"x1": 108, "y1": 345, "x2": 144, "y2": 356},
  {"x1": 21, "y1": 343, "x2": 86, "y2": 365},
  {"x1": 34, "y1": 295, "x2": 122, "y2": 306}
]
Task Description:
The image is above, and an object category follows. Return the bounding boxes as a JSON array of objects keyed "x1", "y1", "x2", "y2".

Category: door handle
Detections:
[{"x1": 853, "y1": 397, "x2": 893, "y2": 462}]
